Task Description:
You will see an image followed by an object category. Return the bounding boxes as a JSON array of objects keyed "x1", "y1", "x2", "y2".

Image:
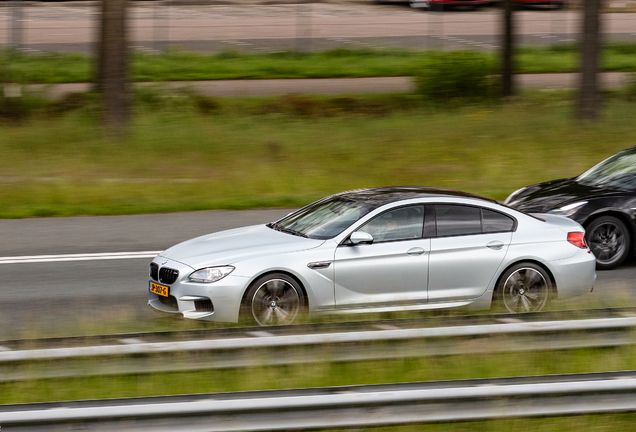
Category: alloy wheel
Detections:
[
  {"x1": 588, "y1": 220, "x2": 628, "y2": 269},
  {"x1": 501, "y1": 267, "x2": 550, "y2": 313},
  {"x1": 251, "y1": 278, "x2": 301, "y2": 326}
]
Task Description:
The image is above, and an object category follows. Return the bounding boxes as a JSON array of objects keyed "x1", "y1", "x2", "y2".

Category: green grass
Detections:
[
  {"x1": 2, "y1": 44, "x2": 636, "y2": 84},
  {"x1": 1, "y1": 91, "x2": 636, "y2": 218},
  {"x1": 371, "y1": 416, "x2": 636, "y2": 432}
]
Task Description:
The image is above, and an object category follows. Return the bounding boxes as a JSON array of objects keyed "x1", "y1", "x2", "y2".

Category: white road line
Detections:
[{"x1": 0, "y1": 251, "x2": 162, "y2": 265}]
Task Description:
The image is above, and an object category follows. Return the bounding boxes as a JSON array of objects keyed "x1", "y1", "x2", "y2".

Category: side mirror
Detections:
[{"x1": 350, "y1": 231, "x2": 374, "y2": 245}]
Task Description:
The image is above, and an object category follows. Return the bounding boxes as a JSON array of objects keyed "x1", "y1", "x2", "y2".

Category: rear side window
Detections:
[
  {"x1": 434, "y1": 205, "x2": 516, "y2": 237},
  {"x1": 482, "y1": 209, "x2": 515, "y2": 233},
  {"x1": 435, "y1": 205, "x2": 482, "y2": 237}
]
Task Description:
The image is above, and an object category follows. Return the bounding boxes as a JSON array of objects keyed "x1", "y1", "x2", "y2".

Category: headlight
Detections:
[
  {"x1": 504, "y1": 187, "x2": 527, "y2": 205},
  {"x1": 189, "y1": 266, "x2": 235, "y2": 283},
  {"x1": 547, "y1": 201, "x2": 588, "y2": 217}
]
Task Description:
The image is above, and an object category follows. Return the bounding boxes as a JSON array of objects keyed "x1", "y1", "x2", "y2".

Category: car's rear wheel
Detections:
[
  {"x1": 242, "y1": 273, "x2": 305, "y2": 326},
  {"x1": 496, "y1": 263, "x2": 551, "y2": 313},
  {"x1": 586, "y1": 216, "x2": 631, "y2": 270}
]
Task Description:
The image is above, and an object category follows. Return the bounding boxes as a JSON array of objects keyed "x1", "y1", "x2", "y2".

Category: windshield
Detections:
[
  {"x1": 268, "y1": 196, "x2": 379, "y2": 240},
  {"x1": 577, "y1": 147, "x2": 636, "y2": 191}
]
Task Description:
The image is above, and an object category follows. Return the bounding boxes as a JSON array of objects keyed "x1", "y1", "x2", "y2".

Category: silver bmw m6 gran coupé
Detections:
[{"x1": 148, "y1": 187, "x2": 596, "y2": 326}]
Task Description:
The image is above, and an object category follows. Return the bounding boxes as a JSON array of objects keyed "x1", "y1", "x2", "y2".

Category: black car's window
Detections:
[
  {"x1": 482, "y1": 209, "x2": 515, "y2": 233},
  {"x1": 435, "y1": 205, "x2": 482, "y2": 237},
  {"x1": 360, "y1": 206, "x2": 424, "y2": 243},
  {"x1": 577, "y1": 147, "x2": 636, "y2": 191}
]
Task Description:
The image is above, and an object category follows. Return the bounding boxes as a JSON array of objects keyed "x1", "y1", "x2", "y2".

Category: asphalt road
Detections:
[
  {"x1": 0, "y1": 209, "x2": 291, "y2": 337},
  {"x1": 1, "y1": 209, "x2": 635, "y2": 338},
  {"x1": 1, "y1": 3, "x2": 635, "y2": 54}
]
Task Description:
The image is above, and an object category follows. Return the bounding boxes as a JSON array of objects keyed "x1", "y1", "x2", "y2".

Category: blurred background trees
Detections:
[{"x1": 96, "y1": 0, "x2": 130, "y2": 133}]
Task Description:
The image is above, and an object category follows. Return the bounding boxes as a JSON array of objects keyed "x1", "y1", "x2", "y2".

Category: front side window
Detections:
[{"x1": 359, "y1": 206, "x2": 424, "y2": 242}]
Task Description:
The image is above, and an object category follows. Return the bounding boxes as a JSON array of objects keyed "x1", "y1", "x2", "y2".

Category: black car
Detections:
[{"x1": 505, "y1": 146, "x2": 636, "y2": 270}]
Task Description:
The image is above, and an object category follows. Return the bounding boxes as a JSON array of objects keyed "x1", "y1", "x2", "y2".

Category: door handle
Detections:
[
  {"x1": 487, "y1": 241, "x2": 505, "y2": 250},
  {"x1": 407, "y1": 247, "x2": 426, "y2": 256}
]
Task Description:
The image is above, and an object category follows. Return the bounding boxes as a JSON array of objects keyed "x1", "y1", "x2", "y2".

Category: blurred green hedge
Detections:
[{"x1": 415, "y1": 51, "x2": 495, "y2": 102}]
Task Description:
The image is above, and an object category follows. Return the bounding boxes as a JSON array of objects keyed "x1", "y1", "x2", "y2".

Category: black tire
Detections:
[
  {"x1": 241, "y1": 273, "x2": 306, "y2": 326},
  {"x1": 495, "y1": 262, "x2": 552, "y2": 313},
  {"x1": 586, "y1": 216, "x2": 631, "y2": 270}
]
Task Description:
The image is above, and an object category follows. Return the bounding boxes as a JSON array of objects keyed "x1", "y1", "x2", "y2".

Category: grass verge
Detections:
[
  {"x1": 1, "y1": 90, "x2": 636, "y2": 218},
  {"x1": 1, "y1": 44, "x2": 636, "y2": 84}
]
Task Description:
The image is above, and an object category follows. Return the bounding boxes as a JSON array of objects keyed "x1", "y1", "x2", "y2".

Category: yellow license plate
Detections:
[{"x1": 150, "y1": 281, "x2": 169, "y2": 297}]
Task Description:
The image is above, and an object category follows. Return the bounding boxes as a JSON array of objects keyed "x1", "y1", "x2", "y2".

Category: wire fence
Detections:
[{"x1": 1, "y1": 0, "x2": 636, "y2": 56}]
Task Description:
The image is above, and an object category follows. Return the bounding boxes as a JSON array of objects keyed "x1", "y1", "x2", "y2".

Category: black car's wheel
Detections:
[
  {"x1": 496, "y1": 263, "x2": 552, "y2": 314},
  {"x1": 586, "y1": 216, "x2": 631, "y2": 270},
  {"x1": 242, "y1": 273, "x2": 305, "y2": 326}
]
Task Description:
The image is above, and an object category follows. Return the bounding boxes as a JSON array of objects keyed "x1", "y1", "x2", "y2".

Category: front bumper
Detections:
[{"x1": 148, "y1": 258, "x2": 250, "y2": 323}]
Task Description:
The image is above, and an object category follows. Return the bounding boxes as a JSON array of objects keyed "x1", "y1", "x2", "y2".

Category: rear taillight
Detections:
[{"x1": 568, "y1": 232, "x2": 588, "y2": 249}]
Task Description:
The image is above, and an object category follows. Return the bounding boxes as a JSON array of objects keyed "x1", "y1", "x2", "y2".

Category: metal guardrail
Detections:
[
  {"x1": 1, "y1": 309, "x2": 636, "y2": 382},
  {"x1": 3, "y1": 370, "x2": 636, "y2": 431},
  {"x1": 3, "y1": 316, "x2": 636, "y2": 362}
]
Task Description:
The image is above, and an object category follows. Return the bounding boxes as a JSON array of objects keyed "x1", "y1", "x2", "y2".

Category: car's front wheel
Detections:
[
  {"x1": 496, "y1": 263, "x2": 552, "y2": 313},
  {"x1": 242, "y1": 273, "x2": 305, "y2": 326},
  {"x1": 586, "y1": 216, "x2": 631, "y2": 270}
]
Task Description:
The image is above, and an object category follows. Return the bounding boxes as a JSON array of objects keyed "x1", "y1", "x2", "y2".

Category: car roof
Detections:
[{"x1": 332, "y1": 186, "x2": 498, "y2": 206}]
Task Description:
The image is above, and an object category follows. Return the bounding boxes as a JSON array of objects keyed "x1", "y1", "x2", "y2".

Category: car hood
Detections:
[
  {"x1": 160, "y1": 224, "x2": 325, "y2": 269},
  {"x1": 508, "y1": 177, "x2": 612, "y2": 213}
]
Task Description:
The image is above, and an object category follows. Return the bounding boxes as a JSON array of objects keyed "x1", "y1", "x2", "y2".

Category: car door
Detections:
[
  {"x1": 428, "y1": 204, "x2": 514, "y2": 302},
  {"x1": 333, "y1": 205, "x2": 430, "y2": 308}
]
